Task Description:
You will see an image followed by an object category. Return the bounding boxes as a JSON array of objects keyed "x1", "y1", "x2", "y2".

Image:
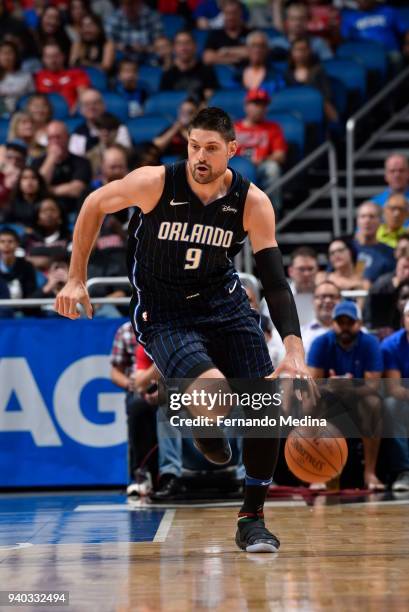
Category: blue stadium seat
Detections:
[
  {"x1": 398, "y1": 7, "x2": 409, "y2": 25},
  {"x1": 17, "y1": 92, "x2": 70, "y2": 119},
  {"x1": 192, "y1": 29, "x2": 208, "y2": 55},
  {"x1": 144, "y1": 91, "x2": 188, "y2": 120},
  {"x1": 323, "y1": 59, "x2": 366, "y2": 102},
  {"x1": 101, "y1": 92, "x2": 129, "y2": 122},
  {"x1": 266, "y1": 111, "x2": 305, "y2": 160},
  {"x1": 0, "y1": 118, "x2": 9, "y2": 143},
  {"x1": 65, "y1": 115, "x2": 84, "y2": 133},
  {"x1": 229, "y1": 156, "x2": 257, "y2": 184},
  {"x1": 208, "y1": 90, "x2": 246, "y2": 120},
  {"x1": 82, "y1": 66, "x2": 108, "y2": 91},
  {"x1": 269, "y1": 86, "x2": 324, "y2": 126},
  {"x1": 162, "y1": 14, "x2": 186, "y2": 39},
  {"x1": 214, "y1": 65, "x2": 240, "y2": 90},
  {"x1": 128, "y1": 116, "x2": 171, "y2": 143},
  {"x1": 138, "y1": 65, "x2": 163, "y2": 94},
  {"x1": 271, "y1": 61, "x2": 287, "y2": 74},
  {"x1": 336, "y1": 41, "x2": 387, "y2": 80},
  {"x1": 328, "y1": 76, "x2": 348, "y2": 119}
]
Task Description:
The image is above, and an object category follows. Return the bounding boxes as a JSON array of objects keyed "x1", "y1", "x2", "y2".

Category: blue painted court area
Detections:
[{"x1": 0, "y1": 493, "x2": 165, "y2": 546}]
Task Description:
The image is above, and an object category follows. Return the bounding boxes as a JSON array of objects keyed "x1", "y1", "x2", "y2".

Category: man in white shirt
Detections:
[{"x1": 302, "y1": 280, "x2": 341, "y2": 358}]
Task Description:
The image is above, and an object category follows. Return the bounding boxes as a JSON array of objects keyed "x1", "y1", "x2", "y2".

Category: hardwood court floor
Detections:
[{"x1": 0, "y1": 493, "x2": 409, "y2": 611}]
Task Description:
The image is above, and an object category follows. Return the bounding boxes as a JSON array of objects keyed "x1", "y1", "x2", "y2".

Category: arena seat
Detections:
[
  {"x1": 329, "y1": 76, "x2": 348, "y2": 120},
  {"x1": 266, "y1": 111, "x2": 305, "y2": 161},
  {"x1": 268, "y1": 86, "x2": 324, "y2": 147},
  {"x1": 138, "y1": 65, "x2": 163, "y2": 94},
  {"x1": 82, "y1": 66, "x2": 108, "y2": 91},
  {"x1": 229, "y1": 156, "x2": 257, "y2": 183},
  {"x1": 64, "y1": 115, "x2": 84, "y2": 133},
  {"x1": 0, "y1": 118, "x2": 9, "y2": 143},
  {"x1": 192, "y1": 29, "x2": 208, "y2": 55},
  {"x1": 336, "y1": 41, "x2": 388, "y2": 81},
  {"x1": 208, "y1": 90, "x2": 247, "y2": 120},
  {"x1": 101, "y1": 92, "x2": 129, "y2": 122},
  {"x1": 144, "y1": 91, "x2": 188, "y2": 120},
  {"x1": 127, "y1": 116, "x2": 171, "y2": 144},
  {"x1": 214, "y1": 65, "x2": 241, "y2": 90},
  {"x1": 162, "y1": 14, "x2": 186, "y2": 39},
  {"x1": 323, "y1": 58, "x2": 367, "y2": 103}
]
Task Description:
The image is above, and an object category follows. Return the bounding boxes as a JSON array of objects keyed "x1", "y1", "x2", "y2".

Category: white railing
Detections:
[{"x1": 346, "y1": 65, "x2": 409, "y2": 233}]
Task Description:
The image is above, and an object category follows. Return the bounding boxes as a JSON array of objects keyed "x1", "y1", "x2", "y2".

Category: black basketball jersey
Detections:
[{"x1": 127, "y1": 160, "x2": 251, "y2": 334}]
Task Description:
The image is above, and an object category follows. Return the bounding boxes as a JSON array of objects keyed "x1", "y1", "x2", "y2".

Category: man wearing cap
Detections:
[
  {"x1": 381, "y1": 300, "x2": 409, "y2": 491},
  {"x1": 308, "y1": 300, "x2": 385, "y2": 490},
  {"x1": 234, "y1": 89, "x2": 287, "y2": 212}
]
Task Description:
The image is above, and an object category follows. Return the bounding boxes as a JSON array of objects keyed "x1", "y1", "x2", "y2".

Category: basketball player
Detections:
[{"x1": 55, "y1": 108, "x2": 312, "y2": 553}]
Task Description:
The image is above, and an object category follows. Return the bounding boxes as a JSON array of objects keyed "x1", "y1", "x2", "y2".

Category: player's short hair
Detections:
[{"x1": 189, "y1": 107, "x2": 236, "y2": 142}]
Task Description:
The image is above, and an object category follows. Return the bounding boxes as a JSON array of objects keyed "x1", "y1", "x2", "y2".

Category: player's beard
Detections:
[{"x1": 190, "y1": 162, "x2": 223, "y2": 184}]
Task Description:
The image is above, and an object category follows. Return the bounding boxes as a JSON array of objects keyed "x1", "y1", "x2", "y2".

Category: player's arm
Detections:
[
  {"x1": 54, "y1": 165, "x2": 165, "y2": 320},
  {"x1": 243, "y1": 185, "x2": 308, "y2": 378}
]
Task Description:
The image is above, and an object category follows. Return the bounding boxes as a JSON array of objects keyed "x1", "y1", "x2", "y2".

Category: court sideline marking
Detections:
[{"x1": 153, "y1": 509, "x2": 176, "y2": 542}]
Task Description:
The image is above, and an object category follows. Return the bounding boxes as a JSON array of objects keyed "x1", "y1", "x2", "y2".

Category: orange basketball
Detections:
[{"x1": 284, "y1": 424, "x2": 348, "y2": 484}]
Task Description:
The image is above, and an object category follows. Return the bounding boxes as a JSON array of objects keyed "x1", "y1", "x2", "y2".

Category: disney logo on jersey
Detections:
[{"x1": 222, "y1": 205, "x2": 237, "y2": 213}]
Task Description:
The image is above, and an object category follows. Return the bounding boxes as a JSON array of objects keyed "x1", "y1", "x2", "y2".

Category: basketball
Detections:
[{"x1": 284, "y1": 424, "x2": 348, "y2": 484}]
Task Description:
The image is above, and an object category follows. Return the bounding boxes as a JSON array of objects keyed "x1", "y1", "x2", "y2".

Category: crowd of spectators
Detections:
[{"x1": 0, "y1": 0, "x2": 408, "y2": 497}]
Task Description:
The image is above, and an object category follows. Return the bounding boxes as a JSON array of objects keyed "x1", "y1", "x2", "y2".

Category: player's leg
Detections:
[{"x1": 207, "y1": 314, "x2": 281, "y2": 552}]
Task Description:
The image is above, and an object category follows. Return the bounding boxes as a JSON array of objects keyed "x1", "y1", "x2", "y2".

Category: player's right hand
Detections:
[{"x1": 54, "y1": 279, "x2": 93, "y2": 320}]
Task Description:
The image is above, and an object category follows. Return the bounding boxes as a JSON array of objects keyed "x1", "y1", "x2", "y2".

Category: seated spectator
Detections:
[
  {"x1": 308, "y1": 300, "x2": 385, "y2": 490},
  {"x1": 371, "y1": 153, "x2": 409, "y2": 209},
  {"x1": 203, "y1": 0, "x2": 250, "y2": 65},
  {"x1": 34, "y1": 5, "x2": 72, "y2": 59},
  {"x1": 105, "y1": 0, "x2": 164, "y2": 62},
  {"x1": 0, "y1": 0, "x2": 38, "y2": 68},
  {"x1": 284, "y1": 36, "x2": 338, "y2": 122},
  {"x1": 153, "y1": 97, "x2": 200, "y2": 160},
  {"x1": 28, "y1": 252, "x2": 70, "y2": 316},
  {"x1": 270, "y1": 3, "x2": 333, "y2": 61},
  {"x1": 150, "y1": 35, "x2": 173, "y2": 71},
  {"x1": 69, "y1": 88, "x2": 131, "y2": 157},
  {"x1": 35, "y1": 43, "x2": 90, "y2": 113},
  {"x1": 381, "y1": 300, "x2": 409, "y2": 491},
  {"x1": 195, "y1": 0, "x2": 226, "y2": 31},
  {"x1": 3, "y1": 166, "x2": 48, "y2": 229},
  {"x1": 403, "y1": 30, "x2": 409, "y2": 66},
  {"x1": 160, "y1": 30, "x2": 218, "y2": 101},
  {"x1": 341, "y1": 0, "x2": 408, "y2": 54},
  {"x1": 376, "y1": 194, "x2": 409, "y2": 248},
  {"x1": 354, "y1": 200, "x2": 395, "y2": 282},
  {"x1": 110, "y1": 321, "x2": 157, "y2": 497},
  {"x1": 0, "y1": 140, "x2": 27, "y2": 214},
  {"x1": 0, "y1": 41, "x2": 34, "y2": 116},
  {"x1": 305, "y1": 0, "x2": 341, "y2": 48},
  {"x1": 65, "y1": 0, "x2": 90, "y2": 44},
  {"x1": 396, "y1": 233, "x2": 409, "y2": 260},
  {"x1": 91, "y1": 144, "x2": 130, "y2": 220},
  {"x1": 115, "y1": 60, "x2": 147, "y2": 118},
  {"x1": 363, "y1": 255, "x2": 409, "y2": 333},
  {"x1": 240, "y1": 30, "x2": 284, "y2": 96},
  {"x1": 0, "y1": 275, "x2": 12, "y2": 318},
  {"x1": 0, "y1": 227, "x2": 37, "y2": 298},
  {"x1": 87, "y1": 112, "x2": 123, "y2": 178},
  {"x1": 302, "y1": 280, "x2": 341, "y2": 357},
  {"x1": 234, "y1": 89, "x2": 287, "y2": 212},
  {"x1": 32, "y1": 120, "x2": 92, "y2": 214},
  {"x1": 25, "y1": 93, "x2": 53, "y2": 148},
  {"x1": 25, "y1": 197, "x2": 71, "y2": 271},
  {"x1": 4, "y1": 112, "x2": 45, "y2": 162},
  {"x1": 316, "y1": 237, "x2": 371, "y2": 293},
  {"x1": 69, "y1": 11, "x2": 115, "y2": 73}
]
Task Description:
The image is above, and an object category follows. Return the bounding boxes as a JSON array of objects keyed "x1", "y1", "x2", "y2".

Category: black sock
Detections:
[{"x1": 238, "y1": 474, "x2": 272, "y2": 523}]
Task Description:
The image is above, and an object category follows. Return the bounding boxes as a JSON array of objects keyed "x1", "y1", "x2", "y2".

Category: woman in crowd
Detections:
[
  {"x1": 0, "y1": 41, "x2": 34, "y2": 116},
  {"x1": 316, "y1": 238, "x2": 371, "y2": 300},
  {"x1": 25, "y1": 93, "x2": 53, "y2": 147},
  {"x1": 25, "y1": 197, "x2": 71, "y2": 270},
  {"x1": 6, "y1": 112, "x2": 44, "y2": 161},
  {"x1": 284, "y1": 36, "x2": 338, "y2": 122},
  {"x1": 69, "y1": 11, "x2": 115, "y2": 73},
  {"x1": 4, "y1": 166, "x2": 49, "y2": 230},
  {"x1": 65, "y1": 0, "x2": 91, "y2": 43},
  {"x1": 34, "y1": 5, "x2": 71, "y2": 58}
]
